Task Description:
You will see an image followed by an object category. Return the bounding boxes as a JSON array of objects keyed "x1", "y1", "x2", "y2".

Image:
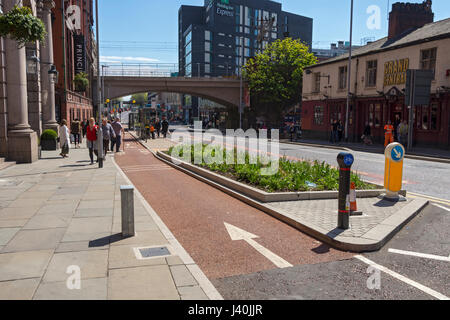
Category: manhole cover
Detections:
[{"x1": 134, "y1": 245, "x2": 173, "y2": 260}]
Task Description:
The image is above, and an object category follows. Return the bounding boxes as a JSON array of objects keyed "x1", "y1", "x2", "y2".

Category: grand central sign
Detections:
[{"x1": 383, "y1": 58, "x2": 409, "y2": 86}]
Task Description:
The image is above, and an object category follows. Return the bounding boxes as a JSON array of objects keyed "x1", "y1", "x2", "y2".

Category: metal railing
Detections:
[{"x1": 102, "y1": 63, "x2": 179, "y2": 77}]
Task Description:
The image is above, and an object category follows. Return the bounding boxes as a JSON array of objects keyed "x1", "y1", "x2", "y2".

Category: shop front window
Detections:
[
  {"x1": 374, "y1": 104, "x2": 381, "y2": 127},
  {"x1": 314, "y1": 106, "x2": 324, "y2": 125},
  {"x1": 369, "y1": 104, "x2": 374, "y2": 127},
  {"x1": 422, "y1": 105, "x2": 429, "y2": 130}
]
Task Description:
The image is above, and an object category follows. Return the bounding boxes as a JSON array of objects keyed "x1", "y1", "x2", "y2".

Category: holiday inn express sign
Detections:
[
  {"x1": 384, "y1": 58, "x2": 410, "y2": 86},
  {"x1": 208, "y1": 0, "x2": 234, "y2": 17}
]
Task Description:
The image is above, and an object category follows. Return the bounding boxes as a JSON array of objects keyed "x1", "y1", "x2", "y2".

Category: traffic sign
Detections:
[
  {"x1": 344, "y1": 154, "x2": 354, "y2": 166},
  {"x1": 405, "y1": 69, "x2": 433, "y2": 106},
  {"x1": 391, "y1": 145, "x2": 404, "y2": 162}
]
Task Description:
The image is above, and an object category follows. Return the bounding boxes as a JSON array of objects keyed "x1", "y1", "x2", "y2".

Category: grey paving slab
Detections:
[
  {"x1": 0, "y1": 250, "x2": 53, "y2": 281},
  {"x1": 110, "y1": 230, "x2": 168, "y2": 247},
  {"x1": 166, "y1": 255, "x2": 184, "y2": 266},
  {"x1": 43, "y1": 250, "x2": 109, "y2": 283},
  {"x1": 16, "y1": 191, "x2": 55, "y2": 200},
  {"x1": 82, "y1": 192, "x2": 116, "y2": 201},
  {"x1": 178, "y1": 285, "x2": 209, "y2": 300},
  {"x1": 2, "y1": 228, "x2": 66, "y2": 253},
  {"x1": 0, "y1": 228, "x2": 21, "y2": 245},
  {"x1": 36, "y1": 203, "x2": 79, "y2": 216},
  {"x1": 78, "y1": 200, "x2": 114, "y2": 210},
  {"x1": 0, "y1": 200, "x2": 12, "y2": 209},
  {"x1": 49, "y1": 193, "x2": 83, "y2": 201},
  {"x1": 0, "y1": 207, "x2": 40, "y2": 220},
  {"x1": 108, "y1": 265, "x2": 180, "y2": 300},
  {"x1": 23, "y1": 214, "x2": 72, "y2": 230},
  {"x1": 7, "y1": 198, "x2": 47, "y2": 208},
  {"x1": 33, "y1": 278, "x2": 107, "y2": 300},
  {"x1": 108, "y1": 244, "x2": 166, "y2": 269},
  {"x1": 54, "y1": 187, "x2": 87, "y2": 195},
  {"x1": 28, "y1": 185, "x2": 60, "y2": 192},
  {"x1": 74, "y1": 208, "x2": 114, "y2": 218},
  {"x1": 0, "y1": 278, "x2": 41, "y2": 300},
  {"x1": 55, "y1": 241, "x2": 109, "y2": 253},
  {"x1": 0, "y1": 219, "x2": 30, "y2": 228},
  {"x1": 170, "y1": 265, "x2": 198, "y2": 287},
  {"x1": 62, "y1": 217, "x2": 112, "y2": 242}
]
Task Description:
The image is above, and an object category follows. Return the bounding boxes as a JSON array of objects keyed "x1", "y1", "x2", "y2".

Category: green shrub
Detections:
[
  {"x1": 167, "y1": 143, "x2": 377, "y2": 192},
  {"x1": 41, "y1": 129, "x2": 58, "y2": 140},
  {"x1": 0, "y1": 6, "x2": 47, "y2": 48},
  {"x1": 74, "y1": 72, "x2": 89, "y2": 92}
]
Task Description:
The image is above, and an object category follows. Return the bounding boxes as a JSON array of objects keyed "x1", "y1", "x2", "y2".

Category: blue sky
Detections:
[{"x1": 97, "y1": 0, "x2": 450, "y2": 64}]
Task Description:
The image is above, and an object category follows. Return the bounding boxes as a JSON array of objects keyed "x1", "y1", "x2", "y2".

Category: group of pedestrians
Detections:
[
  {"x1": 58, "y1": 116, "x2": 124, "y2": 165},
  {"x1": 330, "y1": 120, "x2": 344, "y2": 144},
  {"x1": 143, "y1": 118, "x2": 169, "y2": 141},
  {"x1": 360, "y1": 119, "x2": 409, "y2": 147}
]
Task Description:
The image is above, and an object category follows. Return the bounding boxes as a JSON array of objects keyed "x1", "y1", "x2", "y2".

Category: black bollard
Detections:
[{"x1": 336, "y1": 152, "x2": 354, "y2": 229}]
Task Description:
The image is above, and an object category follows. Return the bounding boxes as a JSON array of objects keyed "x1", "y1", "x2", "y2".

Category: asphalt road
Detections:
[
  {"x1": 116, "y1": 134, "x2": 449, "y2": 300},
  {"x1": 213, "y1": 202, "x2": 449, "y2": 300}
]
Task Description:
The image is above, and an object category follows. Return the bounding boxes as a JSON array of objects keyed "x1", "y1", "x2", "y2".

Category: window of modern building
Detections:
[
  {"x1": 366, "y1": 60, "x2": 377, "y2": 87},
  {"x1": 205, "y1": 41, "x2": 211, "y2": 52},
  {"x1": 244, "y1": 38, "x2": 250, "y2": 47},
  {"x1": 245, "y1": 27, "x2": 250, "y2": 34},
  {"x1": 205, "y1": 52, "x2": 211, "y2": 63},
  {"x1": 284, "y1": 16, "x2": 288, "y2": 33},
  {"x1": 185, "y1": 52, "x2": 192, "y2": 65},
  {"x1": 420, "y1": 47, "x2": 437, "y2": 76},
  {"x1": 205, "y1": 63, "x2": 210, "y2": 74},
  {"x1": 244, "y1": 48, "x2": 250, "y2": 57},
  {"x1": 185, "y1": 31, "x2": 192, "y2": 45},
  {"x1": 338, "y1": 66, "x2": 348, "y2": 89},
  {"x1": 185, "y1": 63, "x2": 192, "y2": 77},
  {"x1": 185, "y1": 42, "x2": 192, "y2": 55},
  {"x1": 314, "y1": 106, "x2": 324, "y2": 125},
  {"x1": 205, "y1": 30, "x2": 212, "y2": 41},
  {"x1": 245, "y1": 6, "x2": 250, "y2": 26}
]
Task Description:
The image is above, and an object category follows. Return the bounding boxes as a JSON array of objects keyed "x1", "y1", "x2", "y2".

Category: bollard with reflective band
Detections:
[
  {"x1": 337, "y1": 152, "x2": 354, "y2": 229},
  {"x1": 383, "y1": 143, "x2": 406, "y2": 201}
]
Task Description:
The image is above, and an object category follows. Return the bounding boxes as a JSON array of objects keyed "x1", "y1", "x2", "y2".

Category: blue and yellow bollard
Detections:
[{"x1": 383, "y1": 142, "x2": 406, "y2": 201}]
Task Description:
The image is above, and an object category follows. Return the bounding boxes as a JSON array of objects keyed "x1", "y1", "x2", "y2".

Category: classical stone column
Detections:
[
  {"x1": 4, "y1": 0, "x2": 38, "y2": 163},
  {"x1": 38, "y1": 0, "x2": 58, "y2": 133}
]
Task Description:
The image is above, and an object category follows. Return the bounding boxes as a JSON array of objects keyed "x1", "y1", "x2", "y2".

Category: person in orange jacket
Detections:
[{"x1": 384, "y1": 120, "x2": 394, "y2": 147}]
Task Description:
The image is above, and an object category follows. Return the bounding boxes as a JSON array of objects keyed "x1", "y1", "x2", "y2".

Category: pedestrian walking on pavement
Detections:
[
  {"x1": 111, "y1": 117, "x2": 124, "y2": 152},
  {"x1": 86, "y1": 117, "x2": 99, "y2": 165},
  {"x1": 161, "y1": 118, "x2": 169, "y2": 138},
  {"x1": 362, "y1": 122, "x2": 373, "y2": 145},
  {"x1": 337, "y1": 120, "x2": 343, "y2": 143},
  {"x1": 101, "y1": 118, "x2": 116, "y2": 160},
  {"x1": 384, "y1": 120, "x2": 394, "y2": 147},
  {"x1": 59, "y1": 119, "x2": 70, "y2": 158},
  {"x1": 71, "y1": 118, "x2": 82, "y2": 148},
  {"x1": 82, "y1": 119, "x2": 88, "y2": 139},
  {"x1": 155, "y1": 119, "x2": 161, "y2": 138},
  {"x1": 331, "y1": 120, "x2": 339, "y2": 144}
]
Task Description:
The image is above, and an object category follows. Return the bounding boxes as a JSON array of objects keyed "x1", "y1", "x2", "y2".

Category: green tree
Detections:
[
  {"x1": 243, "y1": 38, "x2": 317, "y2": 127},
  {"x1": 130, "y1": 92, "x2": 148, "y2": 105}
]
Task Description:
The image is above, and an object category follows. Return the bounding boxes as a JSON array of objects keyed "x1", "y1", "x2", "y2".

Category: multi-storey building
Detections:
[
  {"x1": 178, "y1": 0, "x2": 313, "y2": 121},
  {"x1": 52, "y1": 0, "x2": 96, "y2": 124}
]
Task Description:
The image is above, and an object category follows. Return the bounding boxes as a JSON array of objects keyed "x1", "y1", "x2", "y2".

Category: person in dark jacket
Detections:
[
  {"x1": 155, "y1": 119, "x2": 161, "y2": 138},
  {"x1": 101, "y1": 118, "x2": 116, "y2": 160},
  {"x1": 161, "y1": 118, "x2": 169, "y2": 138}
]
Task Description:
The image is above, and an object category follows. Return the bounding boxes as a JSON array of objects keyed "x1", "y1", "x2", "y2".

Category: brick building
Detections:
[
  {"x1": 302, "y1": 0, "x2": 450, "y2": 150},
  {"x1": 52, "y1": 0, "x2": 96, "y2": 124}
]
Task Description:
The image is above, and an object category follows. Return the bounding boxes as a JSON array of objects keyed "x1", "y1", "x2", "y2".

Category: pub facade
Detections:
[{"x1": 302, "y1": 1, "x2": 450, "y2": 149}]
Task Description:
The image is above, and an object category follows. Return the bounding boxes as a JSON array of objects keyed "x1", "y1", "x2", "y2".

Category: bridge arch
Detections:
[{"x1": 101, "y1": 77, "x2": 242, "y2": 108}]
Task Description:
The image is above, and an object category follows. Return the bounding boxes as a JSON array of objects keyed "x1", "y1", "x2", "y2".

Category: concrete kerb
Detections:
[
  {"x1": 129, "y1": 134, "x2": 427, "y2": 253},
  {"x1": 111, "y1": 154, "x2": 223, "y2": 300}
]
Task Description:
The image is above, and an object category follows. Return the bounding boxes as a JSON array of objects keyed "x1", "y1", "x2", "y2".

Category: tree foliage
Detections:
[
  {"x1": 131, "y1": 92, "x2": 148, "y2": 105},
  {"x1": 243, "y1": 38, "x2": 317, "y2": 125}
]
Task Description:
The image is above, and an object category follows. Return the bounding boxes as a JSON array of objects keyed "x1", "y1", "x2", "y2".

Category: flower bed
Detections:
[{"x1": 167, "y1": 144, "x2": 376, "y2": 193}]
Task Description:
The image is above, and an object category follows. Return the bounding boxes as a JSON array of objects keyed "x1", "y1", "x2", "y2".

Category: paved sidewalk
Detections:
[{"x1": 0, "y1": 146, "x2": 217, "y2": 300}]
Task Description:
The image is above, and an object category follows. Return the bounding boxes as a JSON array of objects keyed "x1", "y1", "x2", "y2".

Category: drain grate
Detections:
[{"x1": 139, "y1": 246, "x2": 171, "y2": 258}]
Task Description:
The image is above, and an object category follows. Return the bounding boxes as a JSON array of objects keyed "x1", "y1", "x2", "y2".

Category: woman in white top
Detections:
[{"x1": 59, "y1": 119, "x2": 70, "y2": 158}]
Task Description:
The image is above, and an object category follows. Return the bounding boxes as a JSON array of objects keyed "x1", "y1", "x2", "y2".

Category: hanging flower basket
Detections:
[
  {"x1": 0, "y1": 6, "x2": 47, "y2": 48},
  {"x1": 74, "y1": 72, "x2": 89, "y2": 92}
]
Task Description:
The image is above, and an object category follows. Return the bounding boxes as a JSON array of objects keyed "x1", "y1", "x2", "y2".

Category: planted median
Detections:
[{"x1": 167, "y1": 144, "x2": 376, "y2": 193}]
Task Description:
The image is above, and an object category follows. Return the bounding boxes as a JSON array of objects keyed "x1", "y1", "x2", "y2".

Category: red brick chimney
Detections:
[{"x1": 388, "y1": 0, "x2": 434, "y2": 40}]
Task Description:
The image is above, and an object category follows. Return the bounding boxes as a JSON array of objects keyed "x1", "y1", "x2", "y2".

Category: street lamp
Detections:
[{"x1": 345, "y1": 0, "x2": 354, "y2": 142}]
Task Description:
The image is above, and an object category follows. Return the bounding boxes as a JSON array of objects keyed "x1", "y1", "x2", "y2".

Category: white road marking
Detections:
[
  {"x1": 224, "y1": 222, "x2": 293, "y2": 269},
  {"x1": 355, "y1": 255, "x2": 449, "y2": 300},
  {"x1": 432, "y1": 203, "x2": 450, "y2": 212},
  {"x1": 388, "y1": 248, "x2": 450, "y2": 262}
]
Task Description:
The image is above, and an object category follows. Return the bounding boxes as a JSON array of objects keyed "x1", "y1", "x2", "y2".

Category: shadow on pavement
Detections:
[{"x1": 89, "y1": 233, "x2": 133, "y2": 247}]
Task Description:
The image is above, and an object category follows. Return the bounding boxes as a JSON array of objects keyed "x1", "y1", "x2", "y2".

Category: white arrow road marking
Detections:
[
  {"x1": 388, "y1": 248, "x2": 450, "y2": 262},
  {"x1": 355, "y1": 255, "x2": 449, "y2": 300},
  {"x1": 224, "y1": 222, "x2": 293, "y2": 269}
]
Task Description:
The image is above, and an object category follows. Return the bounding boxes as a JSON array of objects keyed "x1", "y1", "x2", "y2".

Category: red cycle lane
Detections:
[{"x1": 115, "y1": 135, "x2": 353, "y2": 280}]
